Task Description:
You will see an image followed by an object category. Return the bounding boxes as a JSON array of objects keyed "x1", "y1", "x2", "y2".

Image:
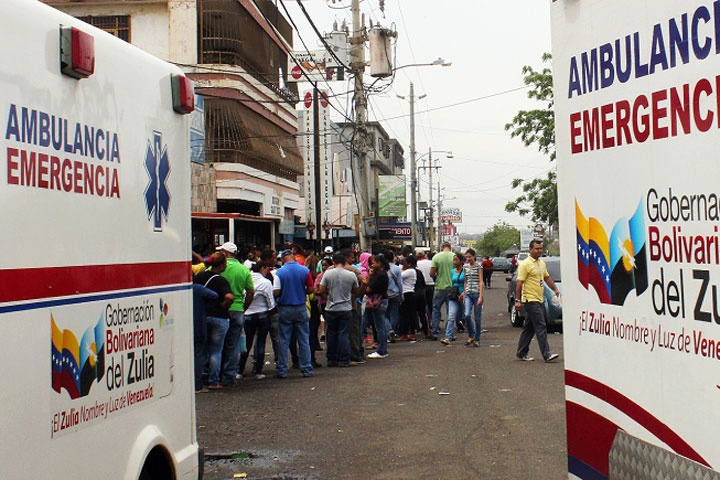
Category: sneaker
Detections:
[
  {"x1": 235, "y1": 373, "x2": 243, "y2": 380},
  {"x1": 274, "y1": 373, "x2": 287, "y2": 379},
  {"x1": 208, "y1": 384, "x2": 223, "y2": 390},
  {"x1": 440, "y1": 339, "x2": 451, "y2": 346},
  {"x1": 302, "y1": 372, "x2": 314, "y2": 378},
  {"x1": 519, "y1": 355, "x2": 535, "y2": 362},
  {"x1": 195, "y1": 387, "x2": 209, "y2": 393},
  {"x1": 545, "y1": 353, "x2": 559, "y2": 363},
  {"x1": 254, "y1": 373, "x2": 266, "y2": 380},
  {"x1": 368, "y1": 352, "x2": 388, "y2": 359}
]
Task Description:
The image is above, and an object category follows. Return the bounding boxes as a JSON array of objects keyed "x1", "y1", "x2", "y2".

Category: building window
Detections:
[
  {"x1": 76, "y1": 15, "x2": 131, "y2": 42},
  {"x1": 270, "y1": 196, "x2": 281, "y2": 215}
]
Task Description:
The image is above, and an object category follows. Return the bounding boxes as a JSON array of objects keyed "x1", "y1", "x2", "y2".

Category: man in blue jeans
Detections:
[
  {"x1": 273, "y1": 249, "x2": 314, "y2": 378},
  {"x1": 429, "y1": 242, "x2": 455, "y2": 340},
  {"x1": 217, "y1": 242, "x2": 254, "y2": 386},
  {"x1": 317, "y1": 253, "x2": 361, "y2": 366}
]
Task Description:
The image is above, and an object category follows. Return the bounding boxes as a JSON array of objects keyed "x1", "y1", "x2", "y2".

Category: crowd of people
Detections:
[{"x1": 191, "y1": 239, "x2": 559, "y2": 391}]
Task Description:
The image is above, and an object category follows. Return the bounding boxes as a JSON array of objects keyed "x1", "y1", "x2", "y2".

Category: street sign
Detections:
[
  {"x1": 288, "y1": 50, "x2": 327, "y2": 82},
  {"x1": 378, "y1": 223, "x2": 424, "y2": 240}
]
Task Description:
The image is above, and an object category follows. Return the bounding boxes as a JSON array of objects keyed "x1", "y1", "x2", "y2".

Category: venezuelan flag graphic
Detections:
[
  {"x1": 51, "y1": 315, "x2": 105, "y2": 399},
  {"x1": 576, "y1": 199, "x2": 648, "y2": 305}
]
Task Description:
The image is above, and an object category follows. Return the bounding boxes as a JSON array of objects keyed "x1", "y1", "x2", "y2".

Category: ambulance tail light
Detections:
[
  {"x1": 171, "y1": 74, "x2": 195, "y2": 114},
  {"x1": 60, "y1": 25, "x2": 95, "y2": 79}
]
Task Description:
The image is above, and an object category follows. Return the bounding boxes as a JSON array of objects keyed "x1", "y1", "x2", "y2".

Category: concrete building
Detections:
[{"x1": 44, "y1": 0, "x2": 304, "y2": 256}]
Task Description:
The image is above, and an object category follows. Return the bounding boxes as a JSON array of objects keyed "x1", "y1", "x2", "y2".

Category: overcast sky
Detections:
[{"x1": 283, "y1": 0, "x2": 553, "y2": 234}]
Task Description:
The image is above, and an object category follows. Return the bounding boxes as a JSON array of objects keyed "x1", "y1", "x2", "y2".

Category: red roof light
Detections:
[
  {"x1": 171, "y1": 74, "x2": 194, "y2": 114},
  {"x1": 60, "y1": 26, "x2": 94, "y2": 79}
]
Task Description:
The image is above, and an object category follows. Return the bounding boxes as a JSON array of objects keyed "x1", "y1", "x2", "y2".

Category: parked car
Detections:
[
  {"x1": 492, "y1": 256, "x2": 511, "y2": 273},
  {"x1": 505, "y1": 256, "x2": 562, "y2": 332}
]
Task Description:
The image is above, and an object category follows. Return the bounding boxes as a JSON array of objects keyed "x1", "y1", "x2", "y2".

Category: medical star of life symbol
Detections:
[{"x1": 144, "y1": 131, "x2": 171, "y2": 232}]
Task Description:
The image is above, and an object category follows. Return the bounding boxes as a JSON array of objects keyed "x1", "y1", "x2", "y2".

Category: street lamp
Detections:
[
  {"x1": 394, "y1": 57, "x2": 453, "y2": 71},
  {"x1": 417, "y1": 148, "x2": 452, "y2": 251}
]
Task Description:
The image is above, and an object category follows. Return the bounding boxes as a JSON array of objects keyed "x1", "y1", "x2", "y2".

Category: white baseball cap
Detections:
[
  {"x1": 324, "y1": 246, "x2": 334, "y2": 254},
  {"x1": 216, "y1": 242, "x2": 238, "y2": 254}
]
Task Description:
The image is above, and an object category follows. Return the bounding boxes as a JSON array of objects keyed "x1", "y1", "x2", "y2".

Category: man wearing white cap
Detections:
[
  {"x1": 216, "y1": 242, "x2": 254, "y2": 385},
  {"x1": 317, "y1": 245, "x2": 334, "y2": 274}
]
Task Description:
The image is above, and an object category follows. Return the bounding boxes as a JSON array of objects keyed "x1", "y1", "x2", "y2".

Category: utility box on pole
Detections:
[{"x1": 368, "y1": 27, "x2": 396, "y2": 78}]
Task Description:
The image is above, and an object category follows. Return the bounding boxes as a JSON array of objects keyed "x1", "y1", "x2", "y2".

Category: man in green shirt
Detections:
[
  {"x1": 216, "y1": 242, "x2": 254, "y2": 384},
  {"x1": 429, "y1": 242, "x2": 455, "y2": 340},
  {"x1": 515, "y1": 239, "x2": 560, "y2": 363}
]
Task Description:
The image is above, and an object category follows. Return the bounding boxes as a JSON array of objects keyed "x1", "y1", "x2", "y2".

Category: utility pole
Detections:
[
  {"x1": 408, "y1": 84, "x2": 418, "y2": 249},
  {"x1": 399, "y1": 83, "x2": 425, "y2": 249},
  {"x1": 350, "y1": 0, "x2": 369, "y2": 251},
  {"x1": 427, "y1": 148, "x2": 434, "y2": 252},
  {"x1": 437, "y1": 181, "x2": 442, "y2": 248}
]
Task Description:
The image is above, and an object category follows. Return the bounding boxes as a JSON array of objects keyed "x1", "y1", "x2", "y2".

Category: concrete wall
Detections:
[{"x1": 46, "y1": 0, "x2": 197, "y2": 64}]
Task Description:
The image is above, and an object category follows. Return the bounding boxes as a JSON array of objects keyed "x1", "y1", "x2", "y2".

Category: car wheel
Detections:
[{"x1": 510, "y1": 306, "x2": 524, "y2": 328}]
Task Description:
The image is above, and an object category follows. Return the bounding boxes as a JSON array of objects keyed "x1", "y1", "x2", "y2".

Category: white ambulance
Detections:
[
  {"x1": 0, "y1": 0, "x2": 201, "y2": 478},
  {"x1": 555, "y1": 0, "x2": 720, "y2": 478}
]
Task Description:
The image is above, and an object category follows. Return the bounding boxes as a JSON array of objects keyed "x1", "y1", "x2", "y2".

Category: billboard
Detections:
[
  {"x1": 378, "y1": 175, "x2": 407, "y2": 217},
  {"x1": 440, "y1": 207, "x2": 462, "y2": 223}
]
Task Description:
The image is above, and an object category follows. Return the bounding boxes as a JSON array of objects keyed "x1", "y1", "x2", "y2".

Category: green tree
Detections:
[
  {"x1": 505, "y1": 53, "x2": 557, "y2": 227},
  {"x1": 478, "y1": 222, "x2": 520, "y2": 257}
]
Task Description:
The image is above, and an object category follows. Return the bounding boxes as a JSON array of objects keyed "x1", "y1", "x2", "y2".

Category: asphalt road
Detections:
[{"x1": 196, "y1": 272, "x2": 567, "y2": 480}]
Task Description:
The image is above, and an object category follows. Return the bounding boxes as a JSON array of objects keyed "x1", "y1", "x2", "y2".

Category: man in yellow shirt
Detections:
[{"x1": 515, "y1": 239, "x2": 560, "y2": 362}]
